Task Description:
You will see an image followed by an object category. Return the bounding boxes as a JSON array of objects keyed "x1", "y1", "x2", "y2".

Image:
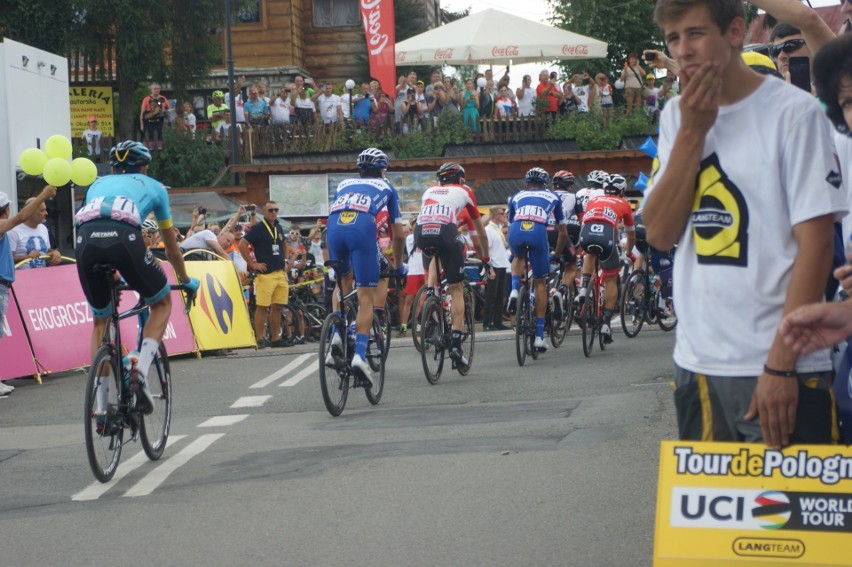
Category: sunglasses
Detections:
[
  {"x1": 266, "y1": 208, "x2": 279, "y2": 212},
  {"x1": 769, "y1": 39, "x2": 806, "y2": 59}
]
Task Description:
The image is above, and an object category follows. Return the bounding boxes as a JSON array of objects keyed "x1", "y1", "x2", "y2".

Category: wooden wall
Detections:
[
  {"x1": 220, "y1": 0, "x2": 303, "y2": 69},
  {"x1": 301, "y1": 1, "x2": 369, "y2": 85}
]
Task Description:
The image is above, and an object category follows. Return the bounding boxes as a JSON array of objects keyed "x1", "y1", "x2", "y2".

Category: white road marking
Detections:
[
  {"x1": 250, "y1": 353, "x2": 314, "y2": 388},
  {"x1": 123, "y1": 433, "x2": 224, "y2": 498},
  {"x1": 198, "y1": 414, "x2": 249, "y2": 427},
  {"x1": 280, "y1": 363, "x2": 317, "y2": 387},
  {"x1": 230, "y1": 396, "x2": 271, "y2": 408},
  {"x1": 71, "y1": 435, "x2": 187, "y2": 502}
]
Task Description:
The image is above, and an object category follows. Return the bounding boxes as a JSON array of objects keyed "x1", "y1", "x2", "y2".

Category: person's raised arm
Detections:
[
  {"x1": 0, "y1": 185, "x2": 57, "y2": 238},
  {"x1": 749, "y1": 0, "x2": 835, "y2": 53}
]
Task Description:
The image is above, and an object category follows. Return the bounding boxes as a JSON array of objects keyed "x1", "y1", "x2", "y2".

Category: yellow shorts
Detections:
[{"x1": 254, "y1": 270, "x2": 289, "y2": 307}]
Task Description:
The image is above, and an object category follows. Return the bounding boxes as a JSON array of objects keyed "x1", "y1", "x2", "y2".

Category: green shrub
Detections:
[{"x1": 149, "y1": 129, "x2": 227, "y2": 187}]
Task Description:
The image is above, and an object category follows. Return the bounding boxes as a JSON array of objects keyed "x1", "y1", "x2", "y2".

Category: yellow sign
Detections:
[
  {"x1": 69, "y1": 86, "x2": 115, "y2": 137},
  {"x1": 184, "y1": 261, "x2": 255, "y2": 351},
  {"x1": 654, "y1": 441, "x2": 852, "y2": 566}
]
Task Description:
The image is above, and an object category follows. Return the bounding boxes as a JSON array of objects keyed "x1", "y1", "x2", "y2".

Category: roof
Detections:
[
  {"x1": 444, "y1": 140, "x2": 581, "y2": 158},
  {"x1": 744, "y1": 7, "x2": 845, "y2": 44}
]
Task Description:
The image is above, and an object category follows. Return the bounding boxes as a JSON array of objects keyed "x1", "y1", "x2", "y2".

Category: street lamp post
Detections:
[
  {"x1": 345, "y1": 79, "x2": 355, "y2": 122},
  {"x1": 225, "y1": 0, "x2": 240, "y2": 184}
]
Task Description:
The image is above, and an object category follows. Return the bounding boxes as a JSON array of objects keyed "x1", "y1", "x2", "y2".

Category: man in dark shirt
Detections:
[{"x1": 239, "y1": 201, "x2": 289, "y2": 348}]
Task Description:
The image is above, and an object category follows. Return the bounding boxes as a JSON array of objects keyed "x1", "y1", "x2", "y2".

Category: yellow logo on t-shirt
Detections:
[
  {"x1": 338, "y1": 211, "x2": 358, "y2": 225},
  {"x1": 691, "y1": 154, "x2": 748, "y2": 266}
]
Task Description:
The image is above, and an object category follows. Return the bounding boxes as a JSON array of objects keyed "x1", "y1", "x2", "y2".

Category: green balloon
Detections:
[
  {"x1": 43, "y1": 158, "x2": 72, "y2": 187},
  {"x1": 45, "y1": 135, "x2": 72, "y2": 160},
  {"x1": 70, "y1": 158, "x2": 98, "y2": 186},
  {"x1": 19, "y1": 147, "x2": 48, "y2": 176}
]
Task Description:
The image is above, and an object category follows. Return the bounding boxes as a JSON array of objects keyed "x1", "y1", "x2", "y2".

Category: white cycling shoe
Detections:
[
  {"x1": 534, "y1": 336, "x2": 548, "y2": 352},
  {"x1": 351, "y1": 354, "x2": 374, "y2": 388}
]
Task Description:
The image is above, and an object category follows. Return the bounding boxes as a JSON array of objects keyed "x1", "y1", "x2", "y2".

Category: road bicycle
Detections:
[
  {"x1": 547, "y1": 263, "x2": 574, "y2": 348},
  {"x1": 318, "y1": 261, "x2": 386, "y2": 416},
  {"x1": 419, "y1": 247, "x2": 475, "y2": 384},
  {"x1": 286, "y1": 279, "x2": 327, "y2": 343},
  {"x1": 514, "y1": 245, "x2": 556, "y2": 366},
  {"x1": 577, "y1": 252, "x2": 608, "y2": 358},
  {"x1": 620, "y1": 265, "x2": 677, "y2": 337},
  {"x1": 84, "y1": 264, "x2": 195, "y2": 483}
]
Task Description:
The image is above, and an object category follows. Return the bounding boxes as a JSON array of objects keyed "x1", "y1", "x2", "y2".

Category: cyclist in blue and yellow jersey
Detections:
[
  {"x1": 325, "y1": 148, "x2": 406, "y2": 385},
  {"x1": 507, "y1": 167, "x2": 569, "y2": 352},
  {"x1": 75, "y1": 141, "x2": 199, "y2": 416}
]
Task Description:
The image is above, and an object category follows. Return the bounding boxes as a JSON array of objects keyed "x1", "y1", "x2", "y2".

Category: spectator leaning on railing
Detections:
[{"x1": 9, "y1": 197, "x2": 61, "y2": 268}]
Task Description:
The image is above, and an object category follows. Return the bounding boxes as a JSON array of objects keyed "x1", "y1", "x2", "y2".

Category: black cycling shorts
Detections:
[
  {"x1": 578, "y1": 222, "x2": 619, "y2": 271},
  {"x1": 414, "y1": 222, "x2": 465, "y2": 285},
  {"x1": 546, "y1": 228, "x2": 578, "y2": 265},
  {"x1": 75, "y1": 220, "x2": 169, "y2": 318}
]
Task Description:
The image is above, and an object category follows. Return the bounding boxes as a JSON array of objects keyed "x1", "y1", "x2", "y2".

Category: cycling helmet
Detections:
[
  {"x1": 436, "y1": 162, "x2": 466, "y2": 185},
  {"x1": 524, "y1": 167, "x2": 549, "y2": 186},
  {"x1": 356, "y1": 147, "x2": 389, "y2": 171},
  {"x1": 141, "y1": 218, "x2": 159, "y2": 232},
  {"x1": 109, "y1": 141, "x2": 152, "y2": 171},
  {"x1": 587, "y1": 170, "x2": 608, "y2": 187},
  {"x1": 212, "y1": 90, "x2": 225, "y2": 99},
  {"x1": 605, "y1": 174, "x2": 627, "y2": 195},
  {"x1": 552, "y1": 170, "x2": 575, "y2": 189}
]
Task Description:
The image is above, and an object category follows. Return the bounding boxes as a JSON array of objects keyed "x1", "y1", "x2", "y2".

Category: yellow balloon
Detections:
[
  {"x1": 43, "y1": 158, "x2": 72, "y2": 187},
  {"x1": 45, "y1": 135, "x2": 72, "y2": 160},
  {"x1": 70, "y1": 158, "x2": 98, "y2": 186},
  {"x1": 19, "y1": 147, "x2": 48, "y2": 176}
]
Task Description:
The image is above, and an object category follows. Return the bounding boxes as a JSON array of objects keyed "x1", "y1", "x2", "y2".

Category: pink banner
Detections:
[
  {"x1": 0, "y1": 289, "x2": 39, "y2": 380},
  {"x1": 360, "y1": 0, "x2": 396, "y2": 96}
]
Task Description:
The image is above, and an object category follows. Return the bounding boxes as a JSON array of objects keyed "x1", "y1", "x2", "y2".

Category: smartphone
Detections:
[
  {"x1": 788, "y1": 56, "x2": 811, "y2": 93},
  {"x1": 644, "y1": 52, "x2": 657, "y2": 63},
  {"x1": 246, "y1": 204, "x2": 256, "y2": 212}
]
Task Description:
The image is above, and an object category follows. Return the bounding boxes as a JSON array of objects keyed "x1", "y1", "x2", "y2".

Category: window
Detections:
[
  {"x1": 234, "y1": 1, "x2": 261, "y2": 24},
  {"x1": 313, "y1": 0, "x2": 359, "y2": 27}
]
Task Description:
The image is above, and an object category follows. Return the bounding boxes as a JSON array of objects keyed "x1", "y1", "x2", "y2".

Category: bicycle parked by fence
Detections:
[{"x1": 84, "y1": 264, "x2": 195, "y2": 482}]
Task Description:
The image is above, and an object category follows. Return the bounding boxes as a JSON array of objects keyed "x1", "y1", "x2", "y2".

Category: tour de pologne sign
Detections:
[{"x1": 654, "y1": 441, "x2": 852, "y2": 566}]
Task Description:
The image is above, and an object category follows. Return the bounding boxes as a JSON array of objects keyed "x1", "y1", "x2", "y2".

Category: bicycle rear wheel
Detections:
[
  {"x1": 319, "y1": 313, "x2": 349, "y2": 416},
  {"x1": 620, "y1": 271, "x2": 646, "y2": 338},
  {"x1": 140, "y1": 343, "x2": 172, "y2": 461},
  {"x1": 581, "y1": 287, "x2": 596, "y2": 358},
  {"x1": 550, "y1": 285, "x2": 571, "y2": 348},
  {"x1": 365, "y1": 315, "x2": 386, "y2": 404},
  {"x1": 420, "y1": 296, "x2": 445, "y2": 384},
  {"x1": 656, "y1": 292, "x2": 677, "y2": 332},
  {"x1": 515, "y1": 285, "x2": 529, "y2": 367},
  {"x1": 304, "y1": 303, "x2": 327, "y2": 342},
  {"x1": 456, "y1": 284, "x2": 475, "y2": 375},
  {"x1": 280, "y1": 304, "x2": 302, "y2": 343},
  {"x1": 377, "y1": 304, "x2": 391, "y2": 363},
  {"x1": 528, "y1": 288, "x2": 539, "y2": 360},
  {"x1": 410, "y1": 285, "x2": 429, "y2": 353},
  {"x1": 84, "y1": 345, "x2": 123, "y2": 482}
]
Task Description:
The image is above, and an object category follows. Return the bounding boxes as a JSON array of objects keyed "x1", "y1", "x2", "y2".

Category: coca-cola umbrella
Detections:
[{"x1": 394, "y1": 8, "x2": 607, "y2": 66}]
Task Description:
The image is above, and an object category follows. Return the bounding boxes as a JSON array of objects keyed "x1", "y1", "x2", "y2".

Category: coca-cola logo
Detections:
[
  {"x1": 492, "y1": 45, "x2": 519, "y2": 57},
  {"x1": 434, "y1": 48, "x2": 454, "y2": 60},
  {"x1": 361, "y1": 0, "x2": 389, "y2": 56},
  {"x1": 562, "y1": 44, "x2": 589, "y2": 56}
]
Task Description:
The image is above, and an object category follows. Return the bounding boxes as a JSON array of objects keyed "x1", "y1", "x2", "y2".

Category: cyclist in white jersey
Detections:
[{"x1": 574, "y1": 169, "x2": 608, "y2": 214}]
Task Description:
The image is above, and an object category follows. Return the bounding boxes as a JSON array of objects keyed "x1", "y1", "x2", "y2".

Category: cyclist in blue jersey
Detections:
[
  {"x1": 325, "y1": 148, "x2": 406, "y2": 384},
  {"x1": 506, "y1": 167, "x2": 569, "y2": 352},
  {"x1": 75, "y1": 141, "x2": 199, "y2": 416}
]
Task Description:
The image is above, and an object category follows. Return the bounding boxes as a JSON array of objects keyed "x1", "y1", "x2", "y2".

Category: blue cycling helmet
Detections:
[
  {"x1": 524, "y1": 167, "x2": 549, "y2": 186},
  {"x1": 109, "y1": 141, "x2": 152, "y2": 171},
  {"x1": 356, "y1": 148, "x2": 389, "y2": 171}
]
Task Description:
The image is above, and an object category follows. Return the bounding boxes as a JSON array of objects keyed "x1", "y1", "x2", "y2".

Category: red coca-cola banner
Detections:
[{"x1": 360, "y1": 0, "x2": 395, "y2": 96}]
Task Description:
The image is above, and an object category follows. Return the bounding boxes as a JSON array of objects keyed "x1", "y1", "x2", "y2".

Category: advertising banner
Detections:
[
  {"x1": 0, "y1": 290, "x2": 38, "y2": 380},
  {"x1": 654, "y1": 440, "x2": 852, "y2": 566},
  {"x1": 69, "y1": 85, "x2": 114, "y2": 137},
  {"x1": 359, "y1": 0, "x2": 395, "y2": 96},
  {"x1": 184, "y1": 261, "x2": 255, "y2": 351}
]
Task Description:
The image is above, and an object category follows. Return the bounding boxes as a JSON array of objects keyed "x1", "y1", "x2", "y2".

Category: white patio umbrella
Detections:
[{"x1": 394, "y1": 8, "x2": 608, "y2": 66}]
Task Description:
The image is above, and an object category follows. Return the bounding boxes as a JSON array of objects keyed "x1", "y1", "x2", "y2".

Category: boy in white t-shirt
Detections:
[
  {"x1": 81, "y1": 116, "x2": 103, "y2": 161},
  {"x1": 643, "y1": 0, "x2": 847, "y2": 449}
]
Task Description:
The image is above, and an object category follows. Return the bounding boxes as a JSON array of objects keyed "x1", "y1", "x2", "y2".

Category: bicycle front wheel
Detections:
[
  {"x1": 456, "y1": 284, "x2": 475, "y2": 375},
  {"x1": 140, "y1": 343, "x2": 172, "y2": 461},
  {"x1": 581, "y1": 287, "x2": 596, "y2": 358},
  {"x1": 84, "y1": 345, "x2": 123, "y2": 483},
  {"x1": 364, "y1": 315, "x2": 386, "y2": 405},
  {"x1": 420, "y1": 295, "x2": 445, "y2": 384},
  {"x1": 410, "y1": 285, "x2": 429, "y2": 353},
  {"x1": 319, "y1": 313, "x2": 349, "y2": 416},
  {"x1": 515, "y1": 285, "x2": 529, "y2": 367},
  {"x1": 620, "y1": 271, "x2": 645, "y2": 338}
]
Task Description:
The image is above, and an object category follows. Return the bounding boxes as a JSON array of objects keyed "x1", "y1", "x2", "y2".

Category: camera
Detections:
[
  {"x1": 644, "y1": 52, "x2": 657, "y2": 63},
  {"x1": 246, "y1": 204, "x2": 256, "y2": 213},
  {"x1": 197, "y1": 207, "x2": 207, "y2": 216}
]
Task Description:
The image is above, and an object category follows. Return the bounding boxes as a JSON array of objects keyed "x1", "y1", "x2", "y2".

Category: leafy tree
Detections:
[{"x1": 548, "y1": 0, "x2": 661, "y2": 79}]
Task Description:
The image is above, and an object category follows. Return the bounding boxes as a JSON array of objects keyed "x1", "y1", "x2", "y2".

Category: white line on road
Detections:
[
  {"x1": 279, "y1": 362, "x2": 317, "y2": 387},
  {"x1": 71, "y1": 435, "x2": 187, "y2": 502},
  {"x1": 123, "y1": 433, "x2": 224, "y2": 498},
  {"x1": 198, "y1": 414, "x2": 249, "y2": 427},
  {"x1": 230, "y1": 396, "x2": 271, "y2": 408},
  {"x1": 250, "y1": 353, "x2": 314, "y2": 388}
]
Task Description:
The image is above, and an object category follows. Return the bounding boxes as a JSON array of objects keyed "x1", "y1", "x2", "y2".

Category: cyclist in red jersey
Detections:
[{"x1": 576, "y1": 173, "x2": 636, "y2": 343}]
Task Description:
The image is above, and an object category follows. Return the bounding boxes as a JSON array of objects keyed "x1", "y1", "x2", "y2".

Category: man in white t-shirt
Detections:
[
  {"x1": 643, "y1": 0, "x2": 847, "y2": 449},
  {"x1": 313, "y1": 82, "x2": 343, "y2": 124},
  {"x1": 9, "y1": 198, "x2": 60, "y2": 269},
  {"x1": 179, "y1": 228, "x2": 230, "y2": 259},
  {"x1": 270, "y1": 86, "x2": 292, "y2": 126}
]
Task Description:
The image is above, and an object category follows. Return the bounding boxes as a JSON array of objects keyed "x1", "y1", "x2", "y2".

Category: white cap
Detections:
[{"x1": 0, "y1": 192, "x2": 9, "y2": 208}]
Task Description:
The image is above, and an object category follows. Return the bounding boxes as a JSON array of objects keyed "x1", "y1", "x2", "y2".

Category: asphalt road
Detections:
[{"x1": 0, "y1": 324, "x2": 678, "y2": 567}]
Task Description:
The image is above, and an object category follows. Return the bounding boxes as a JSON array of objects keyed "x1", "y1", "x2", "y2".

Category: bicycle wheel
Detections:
[
  {"x1": 364, "y1": 315, "x2": 386, "y2": 405},
  {"x1": 581, "y1": 287, "x2": 596, "y2": 358},
  {"x1": 656, "y1": 292, "x2": 677, "y2": 332},
  {"x1": 420, "y1": 295, "x2": 445, "y2": 384},
  {"x1": 549, "y1": 287, "x2": 568, "y2": 348},
  {"x1": 280, "y1": 304, "x2": 302, "y2": 343},
  {"x1": 528, "y1": 288, "x2": 540, "y2": 360},
  {"x1": 140, "y1": 343, "x2": 172, "y2": 461},
  {"x1": 515, "y1": 285, "x2": 529, "y2": 367},
  {"x1": 304, "y1": 303, "x2": 327, "y2": 343},
  {"x1": 378, "y1": 303, "x2": 391, "y2": 362},
  {"x1": 410, "y1": 284, "x2": 429, "y2": 353},
  {"x1": 84, "y1": 345, "x2": 123, "y2": 482},
  {"x1": 456, "y1": 284, "x2": 475, "y2": 375},
  {"x1": 319, "y1": 313, "x2": 349, "y2": 416},
  {"x1": 563, "y1": 282, "x2": 576, "y2": 331},
  {"x1": 620, "y1": 271, "x2": 646, "y2": 338}
]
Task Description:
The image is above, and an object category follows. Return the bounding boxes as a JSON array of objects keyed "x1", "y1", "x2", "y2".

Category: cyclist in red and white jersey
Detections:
[
  {"x1": 575, "y1": 169, "x2": 608, "y2": 214},
  {"x1": 576, "y1": 173, "x2": 636, "y2": 343},
  {"x1": 414, "y1": 163, "x2": 490, "y2": 365}
]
